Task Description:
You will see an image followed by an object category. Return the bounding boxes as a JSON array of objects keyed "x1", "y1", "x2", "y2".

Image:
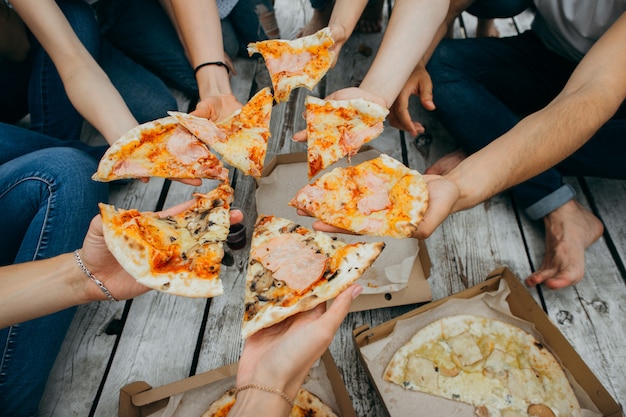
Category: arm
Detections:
[
  {"x1": 326, "y1": 0, "x2": 369, "y2": 59},
  {"x1": 355, "y1": 0, "x2": 448, "y2": 108},
  {"x1": 415, "y1": 12, "x2": 626, "y2": 238},
  {"x1": 166, "y1": 0, "x2": 242, "y2": 121},
  {"x1": 231, "y1": 285, "x2": 362, "y2": 417},
  {"x1": 293, "y1": 0, "x2": 448, "y2": 142},
  {"x1": 389, "y1": 0, "x2": 474, "y2": 135},
  {"x1": 0, "y1": 207, "x2": 244, "y2": 328},
  {"x1": 11, "y1": 0, "x2": 137, "y2": 144}
]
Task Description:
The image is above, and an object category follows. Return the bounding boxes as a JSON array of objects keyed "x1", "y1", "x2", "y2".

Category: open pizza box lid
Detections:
[
  {"x1": 118, "y1": 350, "x2": 356, "y2": 417},
  {"x1": 352, "y1": 267, "x2": 621, "y2": 417},
  {"x1": 256, "y1": 147, "x2": 432, "y2": 312}
]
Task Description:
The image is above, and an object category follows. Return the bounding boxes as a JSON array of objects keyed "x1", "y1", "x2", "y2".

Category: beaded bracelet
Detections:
[
  {"x1": 235, "y1": 384, "x2": 294, "y2": 407},
  {"x1": 194, "y1": 61, "x2": 230, "y2": 76},
  {"x1": 74, "y1": 250, "x2": 118, "y2": 302}
]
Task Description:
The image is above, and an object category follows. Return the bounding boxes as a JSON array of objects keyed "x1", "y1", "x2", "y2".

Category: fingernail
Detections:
[{"x1": 351, "y1": 285, "x2": 363, "y2": 299}]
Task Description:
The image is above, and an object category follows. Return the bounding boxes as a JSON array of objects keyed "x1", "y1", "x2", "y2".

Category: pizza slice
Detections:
[
  {"x1": 92, "y1": 116, "x2": 228, "y2": 182},
  {"x1": 247, "y1": 27, "x2": 335, "y2": 102},
  {"x1": 304, "y1": 95, "x2": 389, "y2": 178},
  {"x1": 169, "y1": 87, "x2": 273, "y2": 178},
  {"x1": 99, "y1": 184, "x2": 234, "y2": 298},
  {"x1": 202, "y1": 387, "x2": 338, "y2": 417},
  {"x1": 290, "y1": 154, "x2": 428, "y2": 238},
  {"x1": 242, "y1": 215, "x2": 384, "y2": 338},
  {"x1": 384, "y1": 315, "x2": 580, "y2": 417}
]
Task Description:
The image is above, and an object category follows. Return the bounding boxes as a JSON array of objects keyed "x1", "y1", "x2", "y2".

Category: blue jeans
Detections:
[
  {"x1": 0, "y1": 0, "x2": 178, "y2": 137},
  {"x1": 222, "y1": 0, "x2": 273, "y2": 57},
  {"x1": 427, "y1": 31, "x2": 626, "y2": 219},
  {"x1": 0, "y1": 137, "x2": 108, "y2": 416}
]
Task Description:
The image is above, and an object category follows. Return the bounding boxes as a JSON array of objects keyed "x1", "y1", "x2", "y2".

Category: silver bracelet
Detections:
[{"x1": 74, "y1": 250, "x2": 119, "y2": 302}]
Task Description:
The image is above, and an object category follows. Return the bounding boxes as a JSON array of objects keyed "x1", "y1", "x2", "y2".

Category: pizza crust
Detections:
[
  {"x1": 92, "y1": 116, "x2": 228, "y2": 182},
  {"x1": 169, "y1": 87, "x2": 273, "y2": 178},
  {"x1": 248, "y1": 27, "x2": 335, "y2": 102},
  {"x1": 290, "y1": 154, "x2": 428, "y2": 238},
  {"x1": 242, "y1": 215, "x2": 384, "y2": 338},
  {"x1": 384, "y1": 315, "x2": 580, "y2": 417},
  {"x1": 100, "y1": 184, "x2": 234, "y2": 298},
  {"x1": 305, "y1": 95, "x2": 389, "y2": 178}
]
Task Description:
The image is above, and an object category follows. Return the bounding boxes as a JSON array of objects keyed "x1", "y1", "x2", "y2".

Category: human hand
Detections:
[
  {"x1": 388, "y1": 63, "x2": 434, "y2": 137},
  {"x1": 292, "y1": 87, "x2": 387, "y2": 142},
  {"x1": 191, "y1": 93, "x2": 243, "y2": 123},
  {"x1": 236, "y1": 285, "x2": 362, "y2": 401},
  {"x1": 79, "y1": 203, "x2": 244, "y2": 302}
]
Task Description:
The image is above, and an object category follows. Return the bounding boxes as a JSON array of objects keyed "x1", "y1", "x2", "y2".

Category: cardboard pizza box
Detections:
[
  {"x1": 352, "y1": 267, "x2": 621, "y2": 417},
  {"x1": 118, "y1": 350, "x2": 356, "y2": 417},
  {"x1": 257, "y1": 148, "x2": 432, "y2": 312}
]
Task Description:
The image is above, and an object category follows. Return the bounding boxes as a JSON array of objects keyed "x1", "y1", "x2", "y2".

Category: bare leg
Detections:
[
  {"x1": 475, "y1": 18, "x2": 499, "y2": 38},
  {"x1": 425, "y1": 149, "x2": 467, "y2": 175},
  {"x1": 526, "y1": 200, "x2": 604, "y2": 289},
  {"x1": 296, "y1": 2, "x2": 334, "y2": 38},
  {"x1": 356, "y1": 0, "x2": 384, "y2": 33}
]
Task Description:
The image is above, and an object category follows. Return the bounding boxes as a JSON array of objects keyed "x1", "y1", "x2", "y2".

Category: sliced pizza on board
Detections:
[
  {"x1": 202, "y1": 387, "x2": 338, "y2": 417},
  {"x1": 247, "y1": 27, "x2": 335, "y2": 102},
  {"x1": 99, "y1": 184, "x2": 234, "y2": 298},
  {"x1": 169, "y1": 87, "x2": 273, "y2": 178},
  {"x1": 290, "y1": 154, "x2": 428, "y2": 238},
  {"x1": 304, "y1": 95, "x2": 389, "y2": 178},
  {"x1": 384, "y1": 314, "x2": 580, "y2": 417},
  {"x1": 242, "y1": 215, "x2": 384, "y2": 338},
  {"x1": 92, "y1": 116, "x2": 228, "y2": 182}
]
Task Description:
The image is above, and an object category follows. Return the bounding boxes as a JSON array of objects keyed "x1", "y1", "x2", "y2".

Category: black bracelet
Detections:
[{"x1": 194, "y1": 61, "x2": 230, "y2": 76}]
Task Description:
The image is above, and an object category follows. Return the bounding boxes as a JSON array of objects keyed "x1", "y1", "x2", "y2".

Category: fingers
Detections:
[
  {"x1": 312, "y1": 220, "x2": 355, "y2": 235},
  {"x1": 230, "y1": 209, "x2": 244, "y2": 225},
  {"x1": 293, "y1": 129, "x2": 307, "y2": 142},
  {"x1": 320, "y1": 284, "x2": 362, "y2": 330}
]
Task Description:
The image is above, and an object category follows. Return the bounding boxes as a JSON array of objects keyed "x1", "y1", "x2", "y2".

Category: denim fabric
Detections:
[
  {"x1": 94, "y1": 0, "x2": 198, "y2": 98},
  {"x1": 222, "y1": 0, "x2": 273, "y2": 57},
  {"x1": 466, "y1": 0, "x2": 533, "y2": 19},
  {"x1": 27, "y1": 0, "x2": 100, "y2": 141},
  {"x1": 0, "y1": 147, "x2": 108, "y2": 417},
  {"x1": 427, "y1": 31, "x2": 626, "y2": 215}
]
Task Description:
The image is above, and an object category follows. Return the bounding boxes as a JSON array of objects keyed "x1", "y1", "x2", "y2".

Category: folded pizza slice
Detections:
[
  {"x1": 242, "y1": 215, "x2": 384, "y2": 338},
  {"x1": 247, "y1": 27, "x2": 335, "y2": 102},
  {"x1": 169, "y1": 87, "x2": 273, "y2": 178},
  {"x1": 290, "y1": 154, "x2": 428, "y2": 238},
  {"x1": 92, "y1": 116, "x2": 228, "y2": 182},
  {"x1": 384, "y1": 315, "x2": 580, "y2": 417},
  {"x1": 304, "y1": 95, "x2": 389, "y2": 178},
  {"x1": 99, "y1": 184, "x2": 234, "y2": 298}
]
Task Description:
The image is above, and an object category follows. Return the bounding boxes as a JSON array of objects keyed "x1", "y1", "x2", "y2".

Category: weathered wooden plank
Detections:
[{"x1": 39, "y1": 179, "x2": 166, "y2": 417}]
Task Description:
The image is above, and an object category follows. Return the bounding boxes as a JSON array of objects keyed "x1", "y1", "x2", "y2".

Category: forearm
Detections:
[
  {"x1": 0, "y1": 253, "x2": 90, "y2": 328},
  {"x1": 447, "y1": 13, "x2": 626, "y2": 212},
  {"x1": 12, "y1": 0, "x2": 136, "y2": 144},
  {"x1": 448, "y1": 87, "x2": 618, "y2": 212},
  {"x1": 359, "y1": 0, "x2": 448, "y2": 107},
  {"x1": 168, "y1": 0, "x2": 233, "y2": 98},
  {"x1": 327, "y1": 0, "x2": 369, "y2": 45}
]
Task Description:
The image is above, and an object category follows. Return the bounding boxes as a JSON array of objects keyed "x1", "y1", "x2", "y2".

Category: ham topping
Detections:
[
  {"x1": 251, "y1": 234, "x2": 328, "y2": 293},
  {"x1": 265, "y1": 51, "x2": 312, "y2": 76},
  {"x1": 166, "y1": 127, "x2": 213, "y2": 164},
  {"x1": 339, "y1": 122, "x2": 383, "y2": 156}
]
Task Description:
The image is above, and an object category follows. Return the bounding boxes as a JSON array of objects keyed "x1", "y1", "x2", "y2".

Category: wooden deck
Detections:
[{"x1": 39, "y1": 2, "x2": 626, "y2": 416}]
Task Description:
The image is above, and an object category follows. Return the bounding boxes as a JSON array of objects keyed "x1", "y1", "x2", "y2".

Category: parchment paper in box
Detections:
[
  {"x1": 357, "y1": 279, "x2": 601, "y2": 417},
  {"x1": 134, "y1": 352, "x2": 353, "y2": 417},
  {"x1": 256, "y1": 148, "x2": 431, "y2": 307}
]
